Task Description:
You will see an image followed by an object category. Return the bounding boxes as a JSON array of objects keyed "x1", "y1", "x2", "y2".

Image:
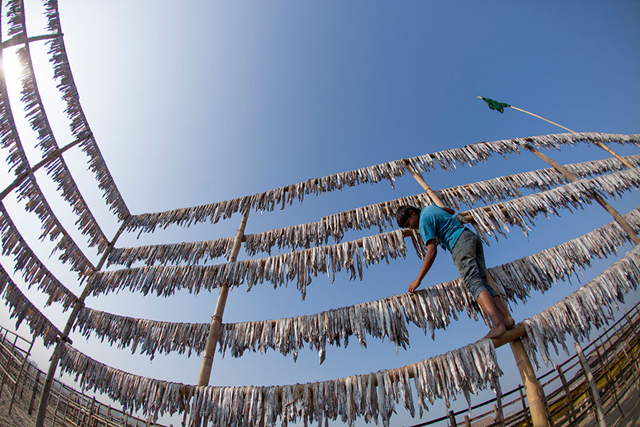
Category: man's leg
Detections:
[
  {"x1": 477, "y1": 291, "x2": 506, "y2": 338},
  {"x1": 474, "y1": 236, "x2": 515, "y2": 330},
  {"x1": 493, "y1": 296, "x2": 515, "y2": 329}
]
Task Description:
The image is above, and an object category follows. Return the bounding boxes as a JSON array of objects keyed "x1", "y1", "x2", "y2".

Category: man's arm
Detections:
[{"x1": 408, "y1": 240, "x2": 437, "y2": 293}]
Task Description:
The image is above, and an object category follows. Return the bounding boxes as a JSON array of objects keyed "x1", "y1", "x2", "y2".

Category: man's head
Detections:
[{"x1": 395, "y1": 205, "x2": 421, "y2": 229}]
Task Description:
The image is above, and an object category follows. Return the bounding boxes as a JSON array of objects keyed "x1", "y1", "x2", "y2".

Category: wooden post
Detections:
[
  {"x1": 464, "y1": 414, "x2": 471, "y2": 427},
  {"x1": 0, "y1": 334, "x2": 19, "y2": 401},
  {"x1": 88, "y1": 396, "x2": 96, "y2": 427},
  {"x1": 51, "y1": 383, "x2": 61, "y2": 427},
  {"x1": 518, "y1": 386, "x2": 533, "y2": 427},
  {"x1": 197, "y1": 211, "x2": 249, "y2": 385},
  {"x1": 495, "y1": 390, "x2": 505, "y2": 426},
  {"x1": 555, "y1": 365, "x2": 577, "y2": 425},
  {"x1": 575, "y1": 343, "x2": 607, "y2": 427},
  {"x1": 511, "y1": 340, "x2": 549, "y2": 427},
  {"x1": 448, "y1": 409, "x2": 458, "y2": 427},
  {"x1": 595, "y1": 339, "x2": 624, "y2": 417},
  {"x1": 28, "y1": 371, "x2": 41, "y2": 415},
  {"x1": 35, "y1": 222, "x2": 127, "y2": 427},
  {"x1": 8, "y1": 336, "x2": 34, "y2": 415},
  {"x1": 523, "y1": 144, "x2": 640, "y2": 245},
  {"x1": 612, "y1": 322, "x2": 640, "y2": 390}
]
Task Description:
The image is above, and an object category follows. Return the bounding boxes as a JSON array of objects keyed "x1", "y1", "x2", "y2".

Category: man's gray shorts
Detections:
[{"x1": 451, "y1": 229, "x2": 498, "y2": 300}]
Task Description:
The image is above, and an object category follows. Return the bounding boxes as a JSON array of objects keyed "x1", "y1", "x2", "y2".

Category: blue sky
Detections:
[{"x1": 1, "y1": 1, "x2": 639, "y2": 425}]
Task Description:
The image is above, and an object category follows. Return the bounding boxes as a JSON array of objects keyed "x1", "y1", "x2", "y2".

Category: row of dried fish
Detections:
[
  {"x1": 92, "y1": 168, "x2": 640, "y2": 300},
  {"x1": 0, "y1": 36, "x2": 96, "y2": 276},
  {"x1": 0, "y1": 200, "x2": 93, "y2": 277},
  {"x1": 91, "y1": 229, "x2": 409, "y2": 299},
  {"x1": 466, "y1": 168, "x2": 640, "y2": 243},
  {"x1": 41, "y1": 2, "x2": 130, "y2": 221},
  {"x1": 108, "y1": 155, "x2": 640, "y2": 268},
  {"x1": 74, "y1": 208, "x2": 640, "y2": 362},
  {"x1": 520, "y1": 244, "x2": 640, "y2": 369},
  {"x1": 0, "y1": 203, "x2": 79, "y2": 310},
  {"x1": 13, "y1": 42, "x2": 110, "y2": 254},
  {"x1": 0, "y1": 263, "x2": 61, "y2": 347},
  {"x1": 57, "y1": 338, "x2": 501, "y2": 427},
  {"x1": 124, "y1": 132, "x2": 640, "y2": 234}
]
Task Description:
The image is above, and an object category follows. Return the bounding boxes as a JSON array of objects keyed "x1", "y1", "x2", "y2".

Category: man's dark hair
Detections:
[{"x1": 395, "y1": 205, "x2": 421, "y2": 228}]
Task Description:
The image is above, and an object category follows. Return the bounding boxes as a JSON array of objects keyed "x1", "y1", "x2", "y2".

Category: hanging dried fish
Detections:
[
  {"x1": 0, "y1": 206, "x2": 80, "y2": 310},
  {"x1": 521, "y1": 244, "x2": 640, "y2": 367},
  {"x1": 75, "y1": 208, "x2": 640, "y2": 364},
  {"x1": 0, "y1": 265, "x2": 61, "y2": 347},
  {"x1": 57, "y1": 338, "x2": 501, "y2": 427},
  {"x1": 122, "y1": 133, "x2": 640, "y2": 235},
  {"x1": 38, "y1": 3, "x2": 129, "y2": 220},
  {"x1": 11, "y1": 42, "x2": 110, "y2": 253}
]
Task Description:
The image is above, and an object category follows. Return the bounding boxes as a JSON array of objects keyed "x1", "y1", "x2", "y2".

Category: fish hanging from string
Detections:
[
  {"x1": 108, "y1": 156, "x2": 640, "y2": 269},
  {"x1": 519, "y1": 244, "x2": 640, "y2": 369},
  {"x1": 74, "y1": 208, "x2": 640, "y2": 363},
  {"x1": 57, "y1": 338, "x2": 501, "y2": 427},
  {"x1": 121, "y1": 133, "x2": 640, "y2": 234}
]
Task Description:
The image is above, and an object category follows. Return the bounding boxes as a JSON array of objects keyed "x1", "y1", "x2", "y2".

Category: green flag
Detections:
[{"x1": 480, "y1": 97, "x2": 510, "y2": 114}]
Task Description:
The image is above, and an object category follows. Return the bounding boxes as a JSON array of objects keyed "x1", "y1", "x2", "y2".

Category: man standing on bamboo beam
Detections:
[{"x1": 396, "y1": 205, "x2": 514, "y2": 338}]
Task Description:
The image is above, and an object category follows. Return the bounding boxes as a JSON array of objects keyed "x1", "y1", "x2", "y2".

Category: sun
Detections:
[{"x1": 0, "y1": 49, "x2": 25, "y2": 86}]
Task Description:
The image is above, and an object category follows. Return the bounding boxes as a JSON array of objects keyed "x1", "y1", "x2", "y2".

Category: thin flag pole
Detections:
[{"x1": 477, "y1": 96, "x2": 635, "y2": 169}]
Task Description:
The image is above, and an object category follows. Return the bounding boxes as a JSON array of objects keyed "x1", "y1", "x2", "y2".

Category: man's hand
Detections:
[{"x1": 408, "y1": 278, "x2": 422, "y2": 294}]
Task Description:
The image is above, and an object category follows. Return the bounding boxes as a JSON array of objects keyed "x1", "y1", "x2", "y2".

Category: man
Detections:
[{"x1": 396, "y1": 205, "x2": 514, "y2": 338}]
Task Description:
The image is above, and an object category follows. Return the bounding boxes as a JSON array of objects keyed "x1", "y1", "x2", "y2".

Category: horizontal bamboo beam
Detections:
[
  {"x1": 0, "y1": 33, "x2": 61, "y2": 49},
  {"x1": 0, "y1": 137, "x2": 85, "y2": 201}
]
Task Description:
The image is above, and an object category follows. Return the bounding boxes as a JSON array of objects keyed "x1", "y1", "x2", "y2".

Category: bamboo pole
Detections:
[
  {"x1": 519, "y1": 386, "x2": 533, "y2": 427},
  {"x1": 0, "y1": 33, "x2": 61, "y2": 49},
  {"x1": 402, "y1": 162, "x2": 549, "y2": 426},
  {"x1": 510, "y1": 340, "x2": 550, "y2": 427},
  {"x1": 0, "y1": 137, "x2": 85, "y2": 202},
  {"x1": 477, "y1": 97, "x2": 635, "y2": 169},
  {"x1": 197, "y1": 210, "x2": 249, "y2": 385},
  {"x1": 35, "y1": 221, "x2": 128, "y2": 427},
  {"x1": 575, "y1": 342, "x2": 607, "y2": 427},
  {"x1": 523, "y1": 144, "x2": 640, "y2": 245},
  {"x1": 555, "y1": 365, "x2": 577, "y2": 425},
  {"x1": 596, "y1": 339, "x2": 624, "y2": 417},
  {"x1": 8, "y1": 336, "x2": 35, "y2": 415}
]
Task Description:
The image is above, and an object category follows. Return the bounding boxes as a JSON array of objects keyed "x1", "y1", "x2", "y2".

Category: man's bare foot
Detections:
[
  {"x1": 504, "y1": 316, "x2": 515, "y2": 330},
  {"x1": 484, "y1": 324, "x2": 506, "y2": 339}
]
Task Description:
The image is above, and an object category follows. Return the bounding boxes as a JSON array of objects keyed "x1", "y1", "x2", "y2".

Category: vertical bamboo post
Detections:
[
  {"x1": 0, "y1": 334, "x2": 18, "y2": 401},
  {"x1": 613, "y1": 322, "x2": 640, "y2": 390},
  {"x1": 403, "y1": 161, "x2": 550, "y2": 426},
  {"x1": 28, "y1": 371, "x2": 41, "y2": 415},
  {"x1": 197, "y1": 210, "x2": 249, "y2": 386},
  {"x1": 519, "y1": 386, "x2": 532, "y2": 427},
  {"x1": 595, "y1": 340, "x2": 624, "y2": 417},
  {"x1": 555, "y1": 365, "x2": 577, "y2": 425},
  {"x1": 51, "y1": 383, "x2": 61, "y2": 427},
  {"x1": 511, "y1": 340, "x2": 550, "y2": 427},
  {"x1": 495, "y1": 390, "x2": 505, "y2": 426},
  {"x1": 464, "y1": 414, "x2": 471, "y2": 427},
  {"x1": 36, "y1": 221, "x2": 128, "y2": 427},
  {"x1": 448, "y1": 409, "x2": 458, "y2": 427},
  {"x1": 575, "y1": 343, "x2": 607, "y2": 427},
  {"x1": 8, "y1": 336, "x2": 34, "y2": 415}
]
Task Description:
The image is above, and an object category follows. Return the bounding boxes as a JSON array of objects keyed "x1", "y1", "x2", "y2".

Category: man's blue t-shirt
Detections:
[{"x1": 419, "y1": 205, "x2": 466, "y2": 252}]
